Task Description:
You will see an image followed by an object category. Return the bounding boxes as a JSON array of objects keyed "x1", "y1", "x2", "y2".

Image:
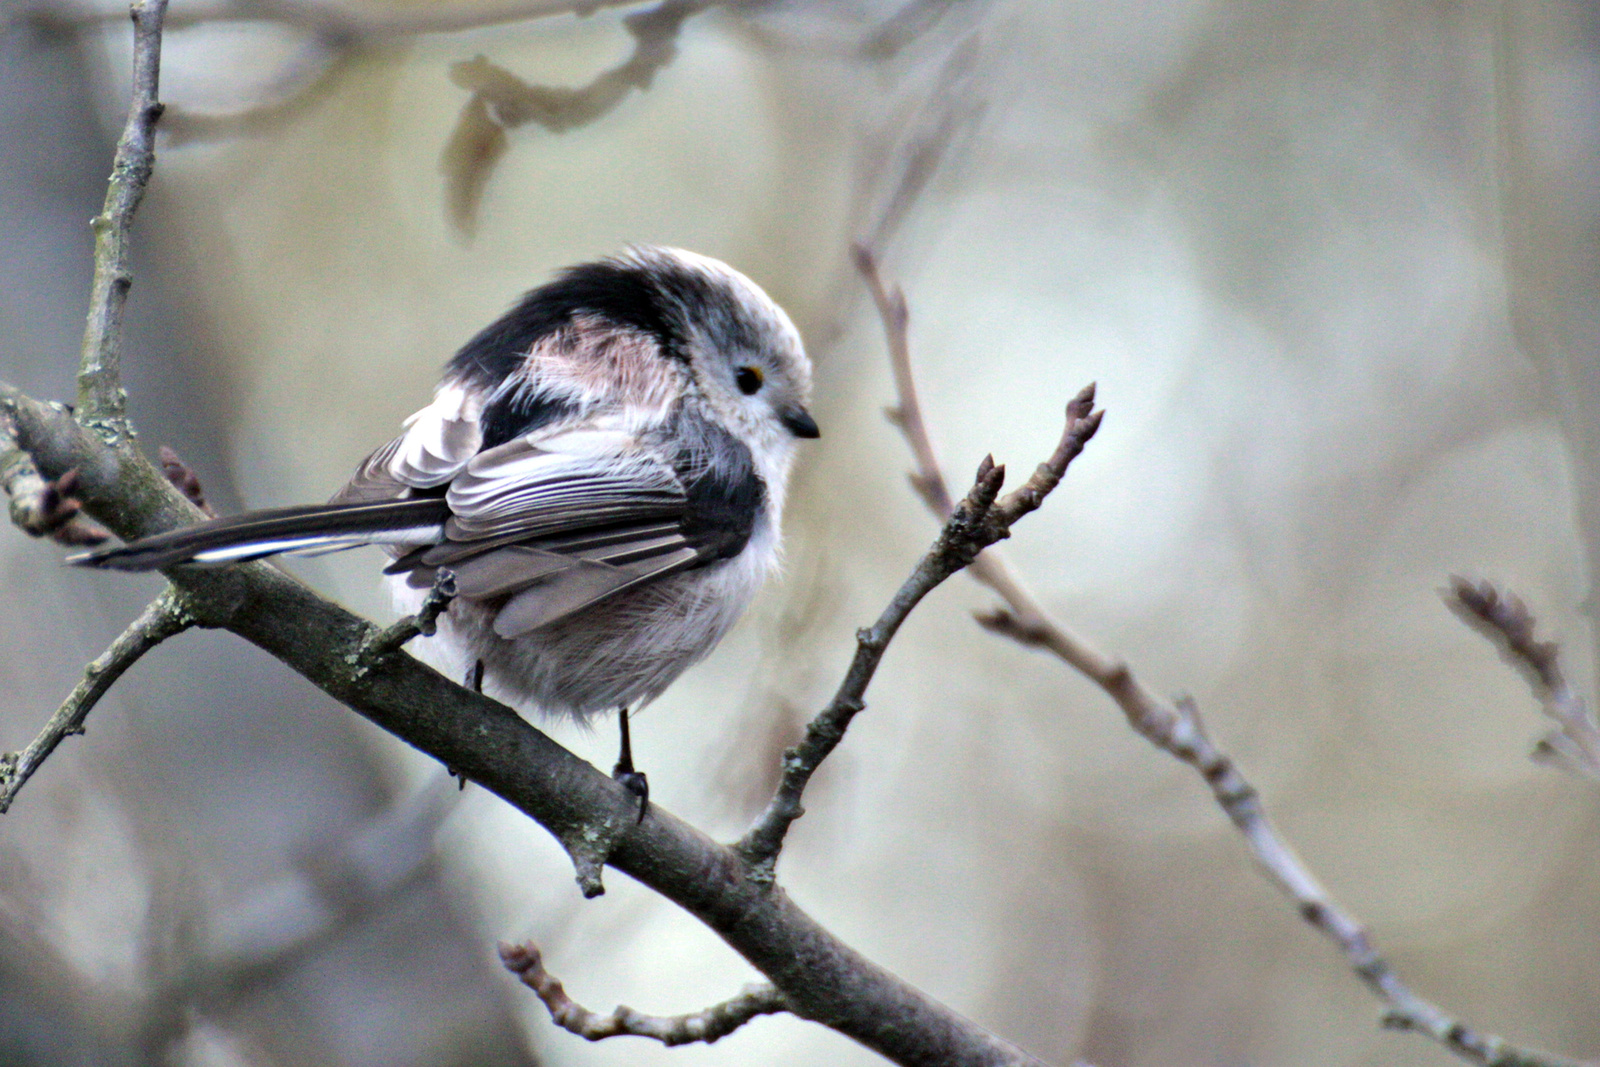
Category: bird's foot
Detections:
[{"x1": 611, "y1": 764, "x2": 648, "y2": 824}]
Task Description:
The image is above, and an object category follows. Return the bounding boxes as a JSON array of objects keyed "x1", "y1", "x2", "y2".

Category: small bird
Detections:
[{"x1": 72, "y1": 247, "x2": 819, "y2": 814}]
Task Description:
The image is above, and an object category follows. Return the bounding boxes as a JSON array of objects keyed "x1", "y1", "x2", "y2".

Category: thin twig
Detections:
[
  {"x1": 1447, "y1": 577, "x2": 1600, "y2": 782},
  {"x1": 359, "y1": 568, "x2": 459, "y2": 663},
  {"x1": 736, "y1": 395, "x2": 1103, "y2": 876},
  {"x1": 76, "y1": 0, "x2": 168, "y2": 438},
  {"x1": 500, "y1": 941, "x2": 789, "y2": 1045},
  {"x1": 857, "y1": 248, "x2": 1590, "y2": 1067},
  {"x1": 4, "y1": 385, "x2": 1055, "y2": 1067},
  {"x1": 0, "y1": 588, "x2": 193, "y2": 813}
]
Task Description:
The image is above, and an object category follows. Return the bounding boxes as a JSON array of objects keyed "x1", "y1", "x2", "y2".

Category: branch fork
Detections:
[
  {"x1": 356, "y1": 568, "x2": 458, "y2": 669},
  {"x1": 1, "y1": 3, "x2": 1069, "y2": 1064}
]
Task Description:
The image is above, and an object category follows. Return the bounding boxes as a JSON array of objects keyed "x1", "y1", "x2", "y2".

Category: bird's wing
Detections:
[
  {"x1": 390, "y1": 429, "x2": 702, "y2": 635},
  {"x1": 71, "y1": 390, "x2": 731, "y2": 635},
  {"x1": 329, "y1": 380, "x2": 484, "y2": 504}
]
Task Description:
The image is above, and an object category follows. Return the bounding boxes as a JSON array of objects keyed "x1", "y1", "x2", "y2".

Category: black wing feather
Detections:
[{"x1": 69, "y1": 499, "x2": 451, "y2": 571}]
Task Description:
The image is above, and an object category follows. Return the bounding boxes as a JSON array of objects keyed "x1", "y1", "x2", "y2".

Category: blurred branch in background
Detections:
[
  {"x1": 442, "y1": 0, "x2": 715, "y2": 234},
  {"x1": 855, "y1": 247, "x2": 1595, "y2": 1067},
  {"x1": 134, "y1": 773, "x2": 465, "y2": 1055},
  {"x1": 18, "y1": 0, "x2": 986, "y2": 244},
  {"x1": 1450, "y1": 579, "x2": 1600, "y2": 784},
  {"x1": 4, "y1": 351, "x2": 1092, "y2": 1065},
  {"x1": 19, "y1": 0, "x2": 701, "y2": 151}
]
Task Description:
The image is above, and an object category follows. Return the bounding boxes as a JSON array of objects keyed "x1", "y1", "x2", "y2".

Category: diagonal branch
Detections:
[
  {"x1": 735, "y1": 457, "x2": 1002, "y2": 875},
  {"x1": 76, "y1": 0, "x2": 167, "y2": 435},
  {"x1": 500, "y1": 941, "x2": 789, "y2": 1046},
  {"x1": 1448, "y1": 577, "x2": 1600, "y2": 783},
  {"x1": 737, "y1": 391, "x2": 1103, "y2": 876},
  {"x1": 3, "y1": 380, "x2": 1055, "y2": 1067},
  {"x1": 857, "y1": 248, "x2": 1589, "y2": 1067},
  {"x1": 0, "y1": 587, "x2": 193, "y2": 813}
]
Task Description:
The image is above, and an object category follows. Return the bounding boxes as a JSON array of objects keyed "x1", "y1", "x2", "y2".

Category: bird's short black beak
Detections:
[{"x1": 781, "y1": 407, "x2": 821, "y2": 439}]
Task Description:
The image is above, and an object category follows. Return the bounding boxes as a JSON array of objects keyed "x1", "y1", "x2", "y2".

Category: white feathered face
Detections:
[{"x1": 646, "y1": 249, "x2": 819, "y2": 459}]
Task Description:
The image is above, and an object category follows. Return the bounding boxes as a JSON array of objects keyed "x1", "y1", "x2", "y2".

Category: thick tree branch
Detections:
[
  {"x1": 858, "y1": 249, "x2": 1589, "y2": 1067},
  {"x1": 1448, "y1": 577, "x2": 1600, "y2": 783},
  {"x1": 2, "y1": 385, "x2": 1054, "y2": 1067},
  {"x1": 500, "y1": 941, "x2": 788, "y2": 1045},
  {"x1": 76, "y1": 0, "x2": 167, "y2": 436},
  {"x1": 0, "y1": 587, "x2": 193, "y2": 813}
]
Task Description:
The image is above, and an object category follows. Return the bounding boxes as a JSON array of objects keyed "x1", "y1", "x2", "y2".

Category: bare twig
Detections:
[
  {"x1": 859, "y1": 251, "x2": 1590, "y2": 1067},
  {"x1": 1448, "y1": 577, "x2": 1600, "y2": 782},
  {"x1": 76, "y1": 0, "x2": 167, "y2": 438},
  {"x1": 855, "y1": 243, "x2": 951, "y2": 517},
  {"x1": 737, "y1": 394, "x2": 1102, "y2": 876},
  {"x1": 0, "y1": 588, "x2": 193, "y2": 813},
  {"x1": 500, "y1": 941, "x2": 788, "y2": 1045},
  {"x1": 359, "y1": 568, "x2": 459, "y2": 663},
  {"x1": 5, "y1": 390, "x2": 1057, "y2": 1067}
]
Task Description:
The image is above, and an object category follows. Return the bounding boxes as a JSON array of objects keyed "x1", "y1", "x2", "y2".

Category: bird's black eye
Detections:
[{"x1": 735, "y1": 366, "x2": 764, "y2": 395}]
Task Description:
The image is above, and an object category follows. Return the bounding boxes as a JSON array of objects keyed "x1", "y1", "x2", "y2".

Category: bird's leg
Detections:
[{"x1": 611, "y1": 708, "x2": 648, "y2": 823}]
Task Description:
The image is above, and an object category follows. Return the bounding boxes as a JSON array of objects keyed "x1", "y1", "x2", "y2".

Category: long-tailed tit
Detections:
[{"x1": 72, "y1": 246, "x2": 819, "y2": 814}]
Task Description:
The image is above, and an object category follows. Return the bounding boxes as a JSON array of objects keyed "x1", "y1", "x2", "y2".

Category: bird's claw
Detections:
[{"x1": 611, "y1": 765, "x2": 648, "y2": 824}]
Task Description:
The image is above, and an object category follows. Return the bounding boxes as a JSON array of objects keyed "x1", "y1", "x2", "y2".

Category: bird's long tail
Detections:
[{"x1": 67, "y1": 498, "x2": 451, "y2": 571}]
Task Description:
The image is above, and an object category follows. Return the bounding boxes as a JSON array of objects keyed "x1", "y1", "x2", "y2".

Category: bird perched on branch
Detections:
[{"x1": 72, "y1": 246, "x2": 820, "y2": 816}]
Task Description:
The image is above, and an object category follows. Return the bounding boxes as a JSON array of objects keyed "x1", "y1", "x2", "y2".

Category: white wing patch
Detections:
[{"x1": 390, "y1": 381, "x2": 484, "y2": 487}]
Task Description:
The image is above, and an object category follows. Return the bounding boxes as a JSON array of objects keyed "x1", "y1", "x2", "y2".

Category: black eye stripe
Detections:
[{"x1": 735, "y1": 366, "x2": 763, "y2": 395}]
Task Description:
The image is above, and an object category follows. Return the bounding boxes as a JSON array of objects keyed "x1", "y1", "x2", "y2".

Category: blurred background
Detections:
[{"x1": 2, "y1": 1, "x2": 1598, "y2": 1064}]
